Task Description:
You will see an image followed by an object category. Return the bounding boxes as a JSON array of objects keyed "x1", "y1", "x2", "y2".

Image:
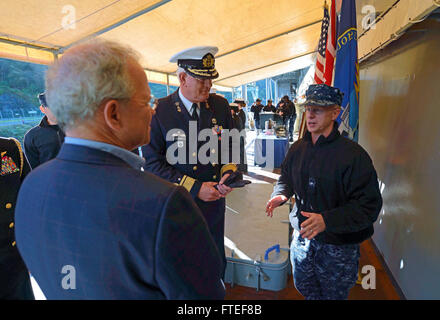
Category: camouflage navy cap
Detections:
[{"x1": 305, "y1": 84, "x2": 344, "y2": 107}]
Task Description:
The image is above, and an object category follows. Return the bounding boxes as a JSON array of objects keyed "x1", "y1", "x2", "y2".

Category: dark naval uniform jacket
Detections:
[
  {"x1": 237, "y1": 109, "x2": 246, "y2": 128},
  {"x1": 23, "y1": 115, "x2": 65, "y2": 169},
  {"x1": 0, "y1": 137, "x2": 34, "y2": 299},
  {"x1": 142, "y1": 89, "x2": 236, "y2": 272}
]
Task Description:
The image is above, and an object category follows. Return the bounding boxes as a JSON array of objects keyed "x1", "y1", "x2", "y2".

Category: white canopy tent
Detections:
[
  {"x1": 1, "y1": 0, "x2": 439, "y2": 89},
  {"x1": 0, "y1": 0, "x2": 324, "y2": 90}
]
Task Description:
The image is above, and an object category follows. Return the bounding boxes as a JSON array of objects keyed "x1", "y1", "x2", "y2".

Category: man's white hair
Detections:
[
  {"x1": 45, "y1": 39, "x2": 141, "y2": 129},
  {"x1": 176, "y1": 66, "x2": 187, "y2": 80}
]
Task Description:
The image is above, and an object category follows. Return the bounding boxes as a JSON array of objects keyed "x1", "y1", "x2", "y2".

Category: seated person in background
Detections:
[
  {"x1": 15, "y1": 39, "x2": 225, "y2": 300},
  {"x1": 24, "y1": 92, "x2": 65, "y2": 169},
  {"x1": 263, "y1": 99, "x2": 276, "y2": 112},
  {"x1": 0, "y1": 137, "x2": 34, "y2": 300}
]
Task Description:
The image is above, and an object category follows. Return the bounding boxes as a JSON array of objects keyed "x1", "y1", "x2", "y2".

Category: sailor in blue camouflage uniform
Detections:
[
  {"x1": 0, "y1": 137, "x2": 34, "y2": 300},
  {"x1": 266, "y1": 84, "x2": 382, "y2": 300},
  {"x1": 142, "y1": 46, "x2": 238, "y2": 276}
]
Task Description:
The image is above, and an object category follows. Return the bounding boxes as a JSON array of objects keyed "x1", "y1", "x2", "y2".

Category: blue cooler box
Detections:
[{"x1": 224, "y1": 182, "x2": 291, "y2": 292}]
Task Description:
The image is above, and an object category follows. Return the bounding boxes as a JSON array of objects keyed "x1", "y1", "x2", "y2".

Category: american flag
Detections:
[{"x1": 314, "y1": 0, "x2": 336, "y2": 85}]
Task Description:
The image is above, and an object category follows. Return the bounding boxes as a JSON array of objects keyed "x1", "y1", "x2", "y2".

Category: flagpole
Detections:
[
  {"x1": 333, "y1": 0, "x2": 360, "y2": 141},
  {"x1": 299, "y1": 0, "x2": 336, "y2": 140}
]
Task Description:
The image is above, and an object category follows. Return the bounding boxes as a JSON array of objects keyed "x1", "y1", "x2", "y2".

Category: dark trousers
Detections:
[
  {"x1": 0, "y1": 271, "x2": 35, "y2": 300},
  {"x1": 238, "y1": 136, "x2": 247, "y2": 172},
  {"x1": 254, "y1": 118, "x2": 260, "y2": 130},
  {"x1": 290, "y1": 230, "x2": 360, "y2": 300},
  {"x1": 289, "y1": 115, "x2": 296, "y2": 137}
]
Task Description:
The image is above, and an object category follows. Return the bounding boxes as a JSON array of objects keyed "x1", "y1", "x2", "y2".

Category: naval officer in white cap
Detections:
[{"x1": 142, "y1": 46, "x2": 238, "y2": 277}]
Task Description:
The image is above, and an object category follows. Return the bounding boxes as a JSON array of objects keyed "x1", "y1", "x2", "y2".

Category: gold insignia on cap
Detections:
[{"x1": 202, "y1": 54, "x2": 215, "y2": 68}]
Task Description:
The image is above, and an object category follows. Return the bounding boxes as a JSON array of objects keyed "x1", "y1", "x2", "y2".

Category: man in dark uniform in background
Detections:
[
  {"x1": 286, "y1": 96, "x2": 297, "y2": 142},
  {"x1": 263, "y1": 99, "x2": 276, "y2": 112},
  {"x1": 230, "y1": 102, "x2": 247, "y2": 173},
  {"x1": 0, "y1": 137, "x2": 34, "y2": 300},
  {"x1": 142, "y1": 46, "x2": 239, "y2": 276},
  {"x1": 234, "y1": 98, "x2": 247, "y2": 129},
  {"x1": 233, "y1": 98, "x2": 248, "y2": 173},
  {"x1": 276, "y1": 95, "x2": 293, "y2": 129},
  {"x1": 251, "y1": 98, "x2": 263, "y2": 131},
  {"x1": 23, "y1": 92, "x2": 65, "y2": 169},
  {"x1": 230, "y1": 103, "x2": 244, "y2": 131},
  {"x1": 266, "y1": 84, "x2": 382, "y2": 300}
]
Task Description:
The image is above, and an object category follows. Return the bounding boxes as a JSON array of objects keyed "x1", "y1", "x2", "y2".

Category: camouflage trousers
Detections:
[{"x1": 290, "y1": 229, "x2": 360, "y2": 300}]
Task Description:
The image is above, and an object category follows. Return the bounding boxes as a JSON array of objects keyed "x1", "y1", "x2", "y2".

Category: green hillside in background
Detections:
[
  {"x1": 0, "y1": 58, "x2": 47, "y2": 142},
  {"x1": 0, "y1": 58, "x2": 47, "y2": 113},
  {"x1": 0, "y1": 57, "x2": 232, "y2": 144}
]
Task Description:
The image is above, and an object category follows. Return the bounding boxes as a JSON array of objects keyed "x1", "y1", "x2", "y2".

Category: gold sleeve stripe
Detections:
[
  {"x1": 220, "y1": 163, "x2": 238, "y2": 176},
  {"x1": 179, "y1": 175, "x2": 196, "y2": 193}
]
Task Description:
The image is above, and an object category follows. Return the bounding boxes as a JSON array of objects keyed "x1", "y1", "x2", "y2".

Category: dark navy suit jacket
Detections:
[{"x1": 15, "y1": 143, "x2": 225, "y2": 299}]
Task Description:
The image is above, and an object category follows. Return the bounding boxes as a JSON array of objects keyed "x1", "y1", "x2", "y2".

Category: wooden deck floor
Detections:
[{"x1": 225, "y1": 238, "x2": 402, "y2": 300}]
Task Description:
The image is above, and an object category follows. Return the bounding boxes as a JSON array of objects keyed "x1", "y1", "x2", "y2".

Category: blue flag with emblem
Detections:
[{"x1": 334, "y1": 0, "x2": 359, "y2": 141}]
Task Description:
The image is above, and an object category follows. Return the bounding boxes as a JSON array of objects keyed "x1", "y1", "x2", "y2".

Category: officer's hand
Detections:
[
  {"x1": 198, "y1": 182, "x2": 222, "y2": 202},
  {"x1": 266, "y1": 195, "x2": 288, "y2": 217},
  {"x1": 217, "y1": 173, "x2": 233, "y2": 196},
  {"x1": 299, "y1": 211, "x2": 326, "y2": 240}
]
